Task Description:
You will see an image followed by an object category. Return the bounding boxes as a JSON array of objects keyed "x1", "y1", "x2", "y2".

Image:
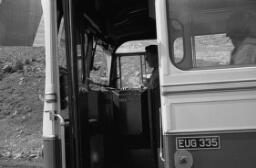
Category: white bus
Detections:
[{"x1": 41, "y1": 0, "x2": 256, "y2": 168}]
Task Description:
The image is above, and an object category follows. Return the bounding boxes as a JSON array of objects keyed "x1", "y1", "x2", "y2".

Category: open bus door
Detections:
[{"x1": 43, "y1": 0, "x2": 160, "y2": 168}]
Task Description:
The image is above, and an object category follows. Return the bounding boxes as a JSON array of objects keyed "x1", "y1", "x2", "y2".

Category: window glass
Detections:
[
  {"x1": 166, "y1": 0, "x2": 256, "y2": 70},
  {"x1": 116, "y1": 40, "x2": 156, "y2": 53},
  {"x1": 119, "y1": 55, "x2": 144, "y2": 88},
  {"x1": 115, "y1": 40, "x2": 157, "y2": 89},
  {"x1": 194, "y1": 34, "x2": 233, "y2": 67},
  {"x1": 90, "y1": 46, "x2": 111, "y2": 87},
  {"x1": 173, "y1": 37, "x2": 184, "y2": 64}
]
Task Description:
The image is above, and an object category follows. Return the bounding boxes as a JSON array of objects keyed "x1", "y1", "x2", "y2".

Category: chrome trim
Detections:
[
  {"x1": 162, "y1": 80, "x2": 256, "y2": 94},
  {"x1": 164, "y1": 128, "x2": 256, "y2": 136},
  {"x1": 159, "y1": 108, "x2": 165, "y2": 162},
  {"x1": 52, "y1": 114, "x2": 68, "y2": 168}
]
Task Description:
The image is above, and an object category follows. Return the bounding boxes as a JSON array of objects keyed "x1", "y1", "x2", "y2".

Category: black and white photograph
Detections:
[{"x1": 0, "y1": 0, "x2": 256, "y2": 167}]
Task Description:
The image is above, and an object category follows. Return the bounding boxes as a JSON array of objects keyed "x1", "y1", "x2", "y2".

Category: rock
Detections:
[
  {"x1": 12, "y1": 59, "x2": 24, "y2": 72},
  {"x1": 2, "y1": 64, "x2": 12, "y2": 73},
  {"x1": 23, "y1": 65, "x2": 31, "y2": 74},
  {"x1": 16, "y1": 129, "x2": 23, "y2": 138},
  {"x1": 23, "y1": 58, "x2": 32, "y2": 65},
  {"x1": 3, "y1": 110, "x2": 11, "y2": 116},
  {"x1": 1, "y1": 150, "x2": 11, "y2": 158},
  {"x1": 13, "y1": 152, "x2": 22, "y2": 160},
  {"x1": 12, "y1": 110, "x2": 18, "y2": 117},
  {"x1": 38, "y1": 94, "x2": 44, "y2": 102},
  {"x1": 27, "y1": 154, "x2": 37, "y2": 160},
  {"x1": 24, "y1": 106, "x2": 32, "y2": 112},
  {"x1": 21, "y1": 115, "x2": 26, "y2": 120},
  {"x1": 18, "y1": 80, "x2": 23, "y2": 85}
]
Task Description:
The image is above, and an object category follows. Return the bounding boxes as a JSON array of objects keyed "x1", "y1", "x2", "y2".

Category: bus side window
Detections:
[
  {"x1": 173, "y1": 37, "x2": 184, "y2": 64},
  {"x1": 167, "y1": 5, "x2": 256, "y2": 70},
  {"x1": 194, "y1": 34, "x2": 233, "y2": 67},
  {"x1": 172, "y1": 33, "x2": 234, "y2": 69},
  {"x1": 89, "y1": 46, "x2": 111, "y2": 90}
]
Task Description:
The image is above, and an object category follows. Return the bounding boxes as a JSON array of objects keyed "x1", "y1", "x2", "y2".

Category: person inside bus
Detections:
[
  {"x1": 227, "y1": 10, "x2": 256, "y2": 65},
  {"x1": 144, "y1": 45, "x2": 159, "y2": 89},
  {"x1": 144, "y1": 45, "x2": 161, "y2": 152}
]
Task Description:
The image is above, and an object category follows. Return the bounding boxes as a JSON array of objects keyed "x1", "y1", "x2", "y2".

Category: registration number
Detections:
[{"x1": 176, "y1": 136, "x2": 220, "y2": 150}]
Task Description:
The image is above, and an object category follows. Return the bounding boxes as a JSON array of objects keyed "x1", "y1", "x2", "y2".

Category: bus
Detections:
[{"x1": 42, "y1": 0, "x2": 256, "y2": 168}]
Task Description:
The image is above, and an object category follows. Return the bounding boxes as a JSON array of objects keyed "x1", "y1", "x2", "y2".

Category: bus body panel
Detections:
[
  {"x1": 156, "y1": 0, "x2": 256, "y2": 167},
  {"x1": 162, "y1": 89, "x2": 256, "y2": 133},
  {"x1": 161, "y1": 88, "x2": 256, "y2": 168},
  {"x1": 164, "y1": 132, "x2": 256, "y2": 168}
]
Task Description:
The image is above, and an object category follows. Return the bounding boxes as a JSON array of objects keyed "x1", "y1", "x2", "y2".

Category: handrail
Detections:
[{"x1": 115, "y1": 51, "x2": 145, "y2": 57}]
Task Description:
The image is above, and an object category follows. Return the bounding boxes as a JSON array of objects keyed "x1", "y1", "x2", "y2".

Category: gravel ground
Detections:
[{"x1": 0, "y1": 47, "x2": 45, "y2": 166}]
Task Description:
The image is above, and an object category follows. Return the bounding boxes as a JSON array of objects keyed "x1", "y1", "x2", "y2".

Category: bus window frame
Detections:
[{"x1": 156, "y1": 0, "x2": 256, "y2": 90}]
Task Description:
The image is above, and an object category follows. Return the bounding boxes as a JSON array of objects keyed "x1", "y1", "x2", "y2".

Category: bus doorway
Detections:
[{"x1": 78, "y1": 40, "x2": 162, "y2": 168}]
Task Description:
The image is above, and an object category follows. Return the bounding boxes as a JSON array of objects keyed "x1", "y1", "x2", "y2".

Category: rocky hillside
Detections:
[{"x1": 0, "y1": 47, "x2": 45, "y2": 167}]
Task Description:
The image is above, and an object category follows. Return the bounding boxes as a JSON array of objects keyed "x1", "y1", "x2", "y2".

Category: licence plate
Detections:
[{"x1": 176, "y1": 136, "x2": 220, "y2": 150}]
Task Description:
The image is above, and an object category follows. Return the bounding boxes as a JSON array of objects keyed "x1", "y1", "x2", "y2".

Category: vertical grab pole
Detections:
[{"x1": 41, "y1": 0, "x2": 61, "y2": 167}]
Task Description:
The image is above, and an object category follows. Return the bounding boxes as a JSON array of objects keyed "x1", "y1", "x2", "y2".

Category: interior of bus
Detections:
[{"x1": 56, "y1": 0, "x2": 256, "y2": 167}]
